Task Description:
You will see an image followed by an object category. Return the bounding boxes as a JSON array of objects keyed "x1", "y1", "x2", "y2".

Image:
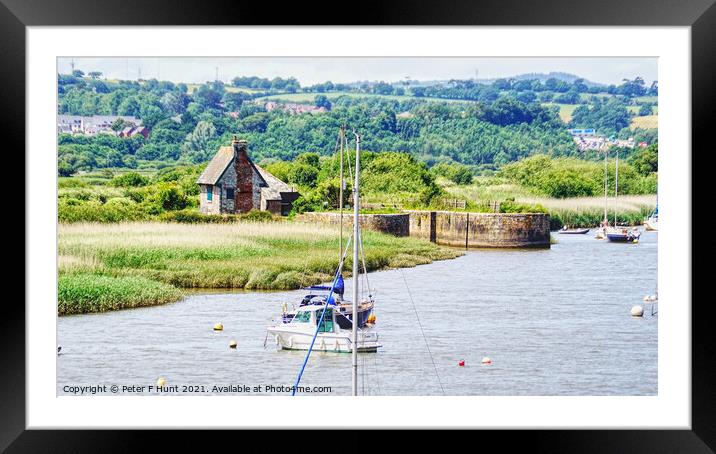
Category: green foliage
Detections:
[
  {"x1": 500, "y1": 154, "x2": 656, "y2": 198},
  {"x1": 262, "y1": 160, "x2": 293, "y2": 182},
  {"x1": 430, "y1": 162, "x2": 474, "y2": 185},
  {"x1": 109, "y1": 172, "x2": 149, "y2": 187},
  {"x1": 154, "y1": 182, "x2": 190, "y2": 211},
  {"x1": 288, "y1": 163, "x2": 319, "y2": 188},
  {"x1": 629, "y1": 144, "x2": 658, "y2": 176},
  {"x1": 181, "y1": 121, "x2": 217, "y2": 163},
  {"x1": 499, "y1": 197, "x2": 547, "y2": 214},
  {"x1": 570, "y1": 99, "x2": 632, "y2": 136}
]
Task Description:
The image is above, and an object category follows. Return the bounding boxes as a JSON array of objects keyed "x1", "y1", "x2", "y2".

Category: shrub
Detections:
[{"x1": 110, "y1": 172, "x2": 150, "y2": 187}]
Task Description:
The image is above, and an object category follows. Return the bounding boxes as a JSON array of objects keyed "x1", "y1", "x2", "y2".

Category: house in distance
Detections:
[{"x1": 196, "y1": 138, "x2": 300, "y2": 216}]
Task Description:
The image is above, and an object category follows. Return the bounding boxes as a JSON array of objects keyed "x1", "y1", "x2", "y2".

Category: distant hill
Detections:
[{"x1": 382, "y1": 72, "x2": 604, "y2": 88}]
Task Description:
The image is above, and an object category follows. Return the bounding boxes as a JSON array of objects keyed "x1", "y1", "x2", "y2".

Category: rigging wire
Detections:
[
  {"x1": 291, "y1": 235, "x2": 353, "y2": 396},
  {"x1": 399, "y1": 268, "x2": 445, "y2": 396}
]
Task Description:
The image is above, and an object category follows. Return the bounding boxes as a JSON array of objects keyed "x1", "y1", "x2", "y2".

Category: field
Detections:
[
  {"x1": 543, "y1": 103, "x2": 579, "y2": 122},
  {"x1": 630, "y1": 115, "x2": 659, "y2": 130},
  {"x1": 58, "y1": 221, "x2": 462, "y2": 315},
  {"x1": 185, "y1": 84, "x2": 260, "y2": 95}
]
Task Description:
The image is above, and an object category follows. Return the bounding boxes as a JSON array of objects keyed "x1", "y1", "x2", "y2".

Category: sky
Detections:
[{"x1": 57, "y1": 57, "x2": 657, "y2": 86}]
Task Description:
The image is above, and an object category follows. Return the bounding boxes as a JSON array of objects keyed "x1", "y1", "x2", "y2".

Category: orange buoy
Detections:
[
  {"x1": 367, "y1": 314, "x2": 377, "y2": 324},
  {"x1": 458, "y1": 360, "x2": 465, "y2": 367}
]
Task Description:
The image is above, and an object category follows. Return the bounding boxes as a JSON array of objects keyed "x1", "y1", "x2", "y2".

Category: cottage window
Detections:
[
  {"x1": 226, "y1": 188, "x2": 235, "y2": 199},
  {"x1": 207, "y1": 186, "x2": 213, "y2": 202}
]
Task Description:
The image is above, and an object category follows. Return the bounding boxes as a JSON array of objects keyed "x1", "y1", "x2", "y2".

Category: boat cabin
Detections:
[{"x1": 291, "y1": 305, "x2": 339, "y2": 333}]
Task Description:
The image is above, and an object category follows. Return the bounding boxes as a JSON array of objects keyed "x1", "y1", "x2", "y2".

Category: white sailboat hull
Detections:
[{"x1": 267, "y1": 325, "x2": 381, "y2": 353}]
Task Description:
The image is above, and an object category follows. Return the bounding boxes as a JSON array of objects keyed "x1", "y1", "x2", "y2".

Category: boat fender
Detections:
[{"x1": 282, "y1": 303, "x2": 287, "y2": 314}]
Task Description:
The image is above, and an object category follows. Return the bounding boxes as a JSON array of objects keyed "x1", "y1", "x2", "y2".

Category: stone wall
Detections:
[
  {"x1": 296, "y1": 212, "x2": 410, "y2": 237},
  {"x1": 431, "y1": 211, "x2": 550, "y2": 248},
  {"x1": 297, "y1": 211, "x2": 550, "y2": 248}
]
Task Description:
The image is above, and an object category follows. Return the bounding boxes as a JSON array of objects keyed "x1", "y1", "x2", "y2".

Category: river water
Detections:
[{"x1": 58, "y1": 230, "x2": 657, "y2": 396}]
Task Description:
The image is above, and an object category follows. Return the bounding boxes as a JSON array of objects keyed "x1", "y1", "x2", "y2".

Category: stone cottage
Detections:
[{"x1": 196, "y1": 138, "x2": 300, "y2": 216}]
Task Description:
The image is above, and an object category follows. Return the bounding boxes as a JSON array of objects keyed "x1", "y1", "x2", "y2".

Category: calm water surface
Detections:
[{"x1": 58, "y1": 231, "x2": 657, "y2": 396}]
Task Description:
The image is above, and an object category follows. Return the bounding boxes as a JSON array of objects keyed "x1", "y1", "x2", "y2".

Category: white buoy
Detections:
[
  {"x1": 643, "y1": 295, "x2": 649, "y2": 302},
  {"x1": 631, "y1": 305, "x2": 644, "y2": 317},
  {"x1": 481, "y1": 357, "x2": 492, "y2": 365},
  {"x1": 157, "y1": 377, "x2": 166, "y2": 387},
  {"x1": 229, "y1": 340, "x2": 237, "y2": 349}
]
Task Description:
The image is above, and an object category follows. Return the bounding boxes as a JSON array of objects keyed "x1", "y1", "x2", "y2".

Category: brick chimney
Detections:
[
  {"x1": 232, "y1": 136, "x2": 248, "y2": 158},
  {"x1": 232, "y1": 137, "x2": 254, "y2": 213}
]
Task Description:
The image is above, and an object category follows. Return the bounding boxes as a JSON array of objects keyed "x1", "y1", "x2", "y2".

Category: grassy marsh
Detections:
[{"x1": 58, "y1": 221, "x2": 462, "y2": 314}]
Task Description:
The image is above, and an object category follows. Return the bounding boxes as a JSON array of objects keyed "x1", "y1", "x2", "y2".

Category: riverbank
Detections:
[{"x1": 58, "y1": 221, "x2": 462, "y2": 315}]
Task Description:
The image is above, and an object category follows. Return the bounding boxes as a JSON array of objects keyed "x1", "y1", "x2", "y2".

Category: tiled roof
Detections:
[
  {"x1": 196, "y1": 146, "x2": 234, "y2": 185},
  {"x1": 255, "y1": 164, "x2": 297, "y2": 200}
]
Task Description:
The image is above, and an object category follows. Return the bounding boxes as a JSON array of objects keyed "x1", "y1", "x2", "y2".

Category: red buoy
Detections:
[{"x1": 458, "y1": 360, "x2": 465, "y2": 367}]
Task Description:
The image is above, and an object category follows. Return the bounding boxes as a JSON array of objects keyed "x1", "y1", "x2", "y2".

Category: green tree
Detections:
[
  {"x1": 629, "y1": 144, "x2": 658, "y2": 175},
  {"x1": 314, "y1": 95, "x2": 332, "y2": 110},
  {"x1": 181, "y1": 121, "x2": 217, "y2": 163},
  {"x1": 288, "y1": 164, "x2": 319, "y2": 188},
  {"x1": 638, "y1": 104, "x2": 653, "y2": 116}
]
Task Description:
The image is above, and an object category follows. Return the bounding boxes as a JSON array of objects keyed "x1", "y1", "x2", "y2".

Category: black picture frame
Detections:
[{"x1": 4, "y1": 0, "x2": 712, "y2": 450}]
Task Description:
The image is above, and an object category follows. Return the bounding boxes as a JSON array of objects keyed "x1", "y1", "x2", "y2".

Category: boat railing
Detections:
[{"x1": 346, "y1": 331, "x2": 379, "y2": 345}]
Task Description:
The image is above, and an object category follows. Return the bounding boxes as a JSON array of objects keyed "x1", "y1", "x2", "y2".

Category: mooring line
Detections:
[{"x1": 399, "y1": 268, "x2": 445, "y2": 396}]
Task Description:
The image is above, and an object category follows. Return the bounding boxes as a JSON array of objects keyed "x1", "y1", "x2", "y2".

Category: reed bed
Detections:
[{"x1": 58, "y1": 221, "x2": 462, "y2": 314}]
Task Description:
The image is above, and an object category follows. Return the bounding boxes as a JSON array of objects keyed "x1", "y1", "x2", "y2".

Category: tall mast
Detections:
[
  {"x1": 614, "y1": 149, "x2": 619, "y2": 227},
  {"x1": 352, "y1": 132, "x2": 361, "y2": 397},
  {"x1": 603, "y1": 149, "x2": 608, "y2": 225},
  {"x1": 339, "y1": 126, "x2": 345, "y2": 264}
]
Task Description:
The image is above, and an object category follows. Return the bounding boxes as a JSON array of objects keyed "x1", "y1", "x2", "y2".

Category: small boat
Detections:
[
  {"x1": 558, "y1": 226, "x2": 590, "y2": 234},
  {"x1": 606, "y1": 226, "x2": 641, "y2": 243},
  {"x1": 268, "y1": 304, "x2": 381, "y2": 353}
]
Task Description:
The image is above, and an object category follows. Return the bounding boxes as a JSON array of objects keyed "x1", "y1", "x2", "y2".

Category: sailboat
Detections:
[
  {"x1": 266, "y1": 130, "x2": 381, "y2": 355},
  {"x1": 644, "y1": 202, "x2": 658, "y2": 231},
  {"x1": 278, "y1": 126, "x2": 375, "y2": 329},
  {"x1": 605, "y1": 148, "x2": 641, "y2": 243},
  {"x1": 595, "y1": 149, "x2": 609, "y2": 240}
]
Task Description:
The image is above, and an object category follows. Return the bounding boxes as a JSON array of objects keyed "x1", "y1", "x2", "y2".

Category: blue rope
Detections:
[
  {"x1": 291, "y1": 237, "x2": 352, "y2": 396},
  {"x1": 291, "y1": 269, "x2": 342, "y2": 396}
]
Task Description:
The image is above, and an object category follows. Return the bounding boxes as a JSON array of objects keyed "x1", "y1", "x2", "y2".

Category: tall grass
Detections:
[
  {"x1": 58, "y1": 221, "x2": 462, "y2": 314},
  {"x1": 444, "y1": 179, "x2": 656, "y2": 228},
  {"x1": 58, "y1": 273, "x2": 183, "y2": 315}
]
